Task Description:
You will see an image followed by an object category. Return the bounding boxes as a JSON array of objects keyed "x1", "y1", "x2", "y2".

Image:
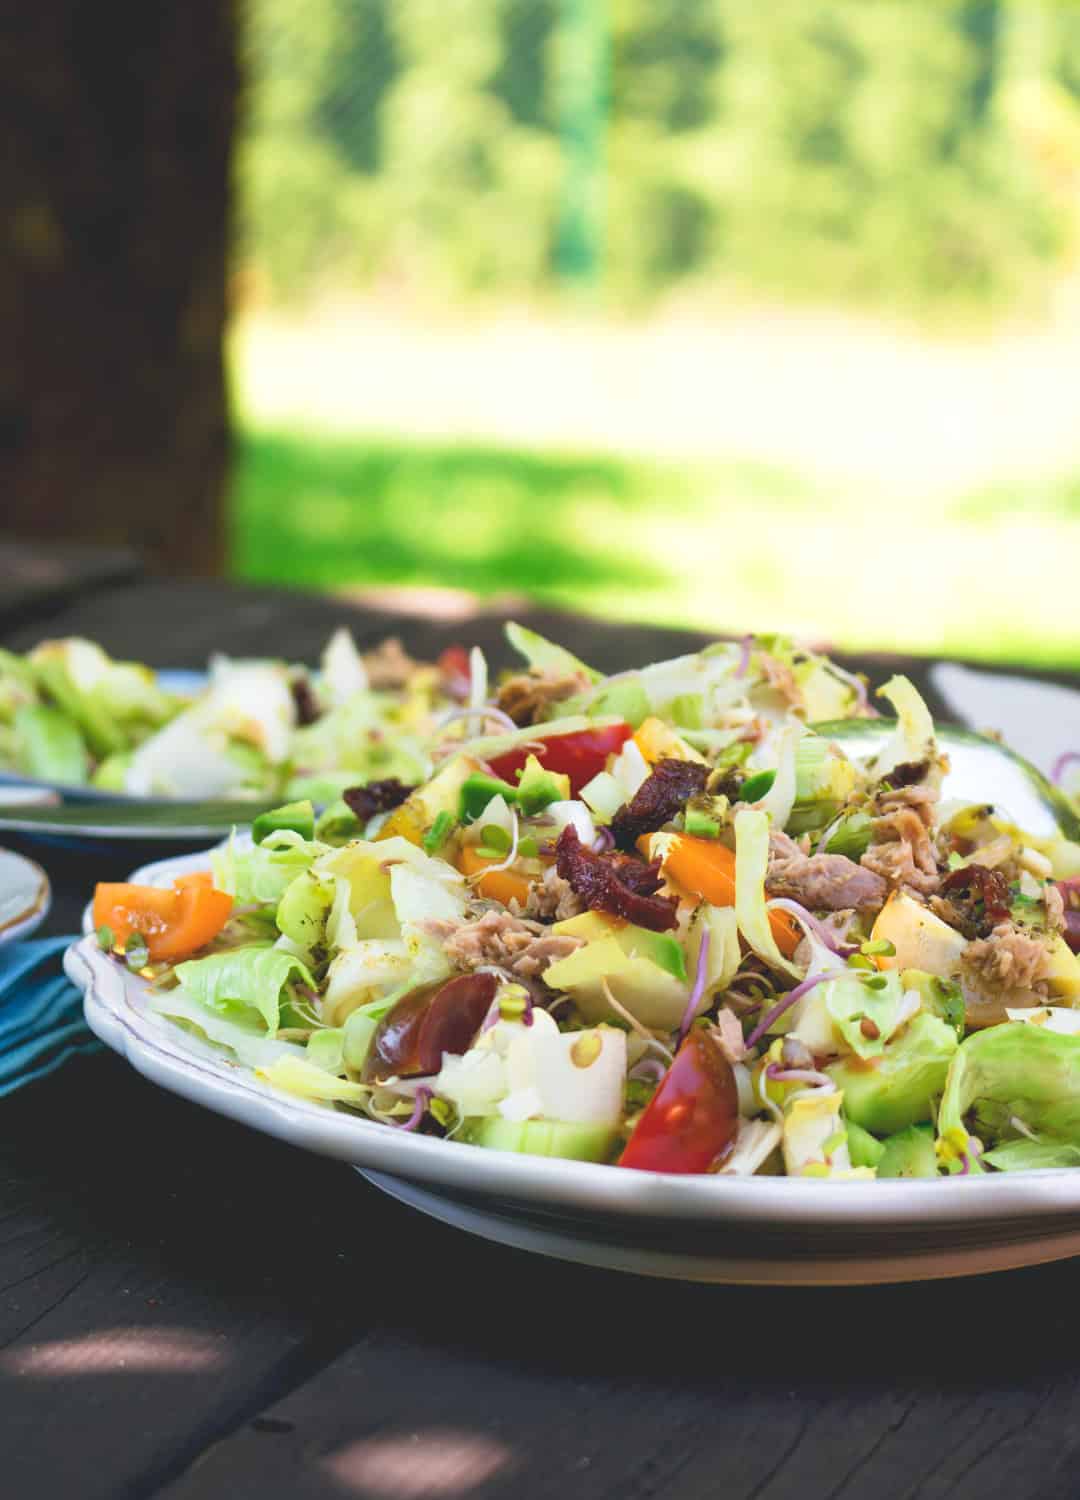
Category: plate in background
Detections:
[
  {"x1": 0, "y1": 668, "x2": 207, "y2": 806},
  {"x1": 0, "y1": 849, "x2": 51, "y2": 944}
]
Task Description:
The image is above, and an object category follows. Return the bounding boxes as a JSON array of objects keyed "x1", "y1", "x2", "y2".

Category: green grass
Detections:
[{"x1": 231, "y1": 424, "x2": 1080, "y2": 670}]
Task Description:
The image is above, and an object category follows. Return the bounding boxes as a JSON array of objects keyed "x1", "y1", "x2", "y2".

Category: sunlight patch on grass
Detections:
[{"x1": 230, "y1": 424, "x2": 1080, "y2": 670}]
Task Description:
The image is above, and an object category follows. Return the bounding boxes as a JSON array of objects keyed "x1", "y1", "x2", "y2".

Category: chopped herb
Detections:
[
  {"x1": 860, "y1": 938, "x2": 895, "y2": 958},
  {"x1": 428, "y1": 1096, "x2": 454, "y2": 1129},
  {"x1": 421, "y1": 810, "x2": 455, "y2": 855},
  {"x1": 125, "y1": 936, "x2": 150, "y2": 972},
  {"x1": 479, "y1": 824, "x2": 512, "y2": 854},
  {"x1": 499, "y1": 990, "x2": 528, "y2": 1020},
  {"x1": 96, "y1": 925, "x2": 115, "y2": 952}
]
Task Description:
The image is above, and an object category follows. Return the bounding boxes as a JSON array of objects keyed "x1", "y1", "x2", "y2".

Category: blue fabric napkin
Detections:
[{"x1": 0, "y1": 937, "x2": 101, "y2": 1097}]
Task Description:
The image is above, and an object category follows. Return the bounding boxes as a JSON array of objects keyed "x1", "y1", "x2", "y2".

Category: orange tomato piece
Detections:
[
  {"x1": 93, "y1": 874, "x2": 233, "y2": 963},
  {"x1": 457, "y1": 845, "x2": 533, "y2": 909},
  {"x1": 649, "y1": 833, "x2": 801, "y2": 958}
]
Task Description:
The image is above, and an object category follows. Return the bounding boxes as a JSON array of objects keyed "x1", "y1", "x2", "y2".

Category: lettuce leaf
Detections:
[
  {"x1": 258, "y1": 1055, "x2": 372, "y2": 1106},
  {"x1": 937, "y1": 1022, "x2": 1080, "y2": 1169},
  {"x1": 212, "y1": 831, "x2": 327, "y2": 907},
  {"x1": 505, "y1": 622, "x2": 599, "y2": 683},
  {"x1": 734, "y1": 808, "x2": 802, "y2": 979},
  {"x1": 174, "y1": 943, "x2": 315, "y2": 1037},
  {"x1": 868, "y1": 675, "x2": 936, "y2": 782},
  {"x1": 147, "y1": 987, "x2": 308, "y2": 1069}
]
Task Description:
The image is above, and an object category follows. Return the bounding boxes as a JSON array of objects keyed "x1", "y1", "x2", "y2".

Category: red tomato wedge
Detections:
[
  {"x1": 487, "y1": 723, "x2": 633, "y2": 797},
  {"x1": 619, "y1": 1029, "x2": 738, "y2": 1174},
  {"x1": 93, "y1": 872, "x2": 233, "y2": 964}
]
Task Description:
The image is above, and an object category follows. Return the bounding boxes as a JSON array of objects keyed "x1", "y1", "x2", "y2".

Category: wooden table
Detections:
[{"x1": 4, "y1": 567, "x2": 1080, "y2": 1500}]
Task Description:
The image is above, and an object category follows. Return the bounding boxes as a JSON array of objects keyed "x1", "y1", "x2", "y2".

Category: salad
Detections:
[
  {"x1": 90, "y1": 626, "x2": 1080, "y2": 1180},
  {"x1": 0, "y1": 630, "x2": 451, "y2": 800}
]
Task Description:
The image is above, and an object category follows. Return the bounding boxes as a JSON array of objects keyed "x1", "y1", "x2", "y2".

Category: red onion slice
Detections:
[
  {"x1": 677, "y1": 928, "x2": 711, "y2": 1044},
  {"x1": 393, "y1": 1086, "x2": 432, "y2": 1131},
  {"x1": 1052, "y1": 752, "x2": 1080, "y2": 787},
  {"x1": 766, "y1": 897, "x2": 859, "y2": 957},
  {"x1": 746, "y1": 970, "x2": 844, "y2": 1049}
]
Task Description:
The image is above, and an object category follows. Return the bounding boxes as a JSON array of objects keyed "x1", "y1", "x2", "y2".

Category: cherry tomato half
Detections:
[
  {"x1": 619, "y1": 1029, "x2": 738, "y2": 1174},
  {"x1": 487, "y1": 723, "x2": 633, "y2": 798}
]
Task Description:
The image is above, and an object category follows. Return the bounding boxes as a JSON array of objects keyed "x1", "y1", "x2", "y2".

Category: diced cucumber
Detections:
[
  {"x1": 877, "y1": 1123, "x2": 939, "y2": 1179},
  {"x1": 461, "y1": 1116, "x2": 617, "y2": 1162}
]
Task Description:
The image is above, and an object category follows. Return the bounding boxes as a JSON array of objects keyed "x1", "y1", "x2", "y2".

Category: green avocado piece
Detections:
[
  {"x1": 458, "y1": 772, "x2": 520, "y2": 823},
  {"x1": 552, "y1": 912, "x2": 687, "y2": 982},
  {"x1": 461, "y1": 1116, "x2": 617, "y2": 1162},
  {"x1": 877, "y1": 1123, "x2": 938, "y2": 1179},
  {"x1": 827, "y1": 1012, "x2": 958, "y2": 1135},
  {"x1": 740, "y1": 769, "x2": 775, "y2": 803},
  {"x1": 252, "y1": 799, "x2": 315, "y2": 845},
  {"x1": 514, "y1": 754, "x2": 570, "y2": 816},
  {"x1": 845, "y1": 1119, "x2": 885, "y2": 1169},
  {"x1": 315, "y1": 798, "x2": 362, "y2": 846}
]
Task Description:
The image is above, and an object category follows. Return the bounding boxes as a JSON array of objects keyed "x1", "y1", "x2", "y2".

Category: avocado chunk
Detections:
[
  {"x1": 252, "y1": 799, "x2": 316, "y2": 845},
  {"x1": 877, "y1": 1123, "x2": 938, "y2": 1179},
  {"x1": 845, "y1": 1119, "x2": 885, "y2": 1169},
  {"x1": 514, "y1": 754, "x2": 571, "y2": 816},
  {"x1": 826, "y1": 1012, "x2": 957, "y2": 1135},
  {"x1": 552, "y1": 911, "x2": 687, "y2": 981},
  {"x1": 459, "y1": 772, "x2": 520, "y2": 823},
  {"x1": 461, "y1": 1116, "x2": 616, "y2": 1162}
]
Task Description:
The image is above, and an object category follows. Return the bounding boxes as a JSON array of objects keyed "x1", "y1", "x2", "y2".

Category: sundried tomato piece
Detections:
[
  {"x1": 343, "y1": 778, "x2": 417, "y2": 823},
  {"x1": 554, "y1": 825, "x2": 678, "y2": 932},
  {"x1": 610, "y1": 758, "x2": 709, "y2": 851}
]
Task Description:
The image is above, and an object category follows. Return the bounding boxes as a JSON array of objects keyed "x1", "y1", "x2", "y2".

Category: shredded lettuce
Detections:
[
  {"x1": 505, "y1": 622, "x2": 599, "y2": 683},
  {"x1": 688, "y1": 903, "x2": 742, "y2": 998},
  {"x1": 868, "y1": 675, "x2": 936, "y2": 781},
  {"x1": 982, "y1": 1138, "x2": 1080, "y2": 1171},
  {"x1": 290, "y1": 694, "x2": 430, "y2": 783},
  {"x1": 751, "y1": 724, "x2": 802, "y2": 830},
  {"x1": 319, "y1": 628, "x2": 368, "y2": 706},
  {"x1": 212, "y1": 831, "x2": 327, "y2": 907},
  {"x1": 937, "y1": 1022, "x2": 1080, "y2": 1170},
  {"x1": 734, "y1": 808, "x2": 801, "y2": 978},
  {"x1": 174, "y1": 943, "x2": 316, "y2": 1037},
  {"x1": 305, "y1": 1027, "x2": 346, "y2": 1073},
  {"x1": 825, "y1": 971, "x2": 918, "y2": 1060},
  {"x1": 146, "y1": 988, "x2": 308, "y2": 1069},
  {"x1": 258, "y1": 1055, "x2": 372, "y2": 1106}
]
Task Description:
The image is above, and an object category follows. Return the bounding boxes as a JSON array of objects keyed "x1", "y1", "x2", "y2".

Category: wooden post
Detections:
[{"x1": 1, "y1": 1, "x2": 238, "y2": 575}]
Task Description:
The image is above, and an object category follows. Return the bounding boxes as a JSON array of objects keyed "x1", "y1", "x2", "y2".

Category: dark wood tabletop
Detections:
[{"x1": 4, "y1": 556, "x2": 1080, "y2": 1500}]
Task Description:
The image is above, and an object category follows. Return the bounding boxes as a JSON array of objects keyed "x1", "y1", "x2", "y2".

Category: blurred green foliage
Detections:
[
  {"x1": 240, "y1": 0, "x2": 1080, "y2": 319},
  {"x1": 231, "y1": 425, "x2": 1080, "y2": 666}
]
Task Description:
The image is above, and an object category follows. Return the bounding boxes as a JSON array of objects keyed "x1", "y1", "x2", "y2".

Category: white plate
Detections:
[
  {"x1": 931, "y1": 661, "x2": 1080, "y2": 781},
  {"x1": 65, "y1": 846, "x2": 1080, "y2": 1284},
  {"x1": 66, "y1": 675, "x2": 1080, "y2": 1287},
  {"x1": 0, "y1": 848, "x2": 50, "y2": 945},
  {"x1": 361, "y1": 1170, "x2": 1080, "y2": 1286}
]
